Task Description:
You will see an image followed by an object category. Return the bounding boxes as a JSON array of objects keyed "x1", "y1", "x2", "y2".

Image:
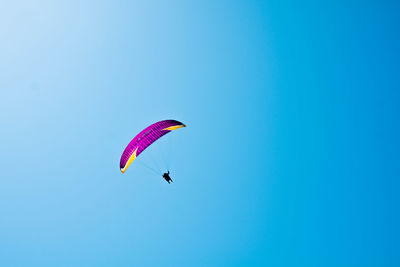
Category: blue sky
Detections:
[{"x1": 0, "y1": 0, "x2": 399, "y2": 266}]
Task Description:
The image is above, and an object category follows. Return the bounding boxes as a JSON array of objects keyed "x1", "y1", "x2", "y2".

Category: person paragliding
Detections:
[
  {"x1": 119, "y1": 120, "x2": 186, "y2": 183},
  {"x1": 162, "y1": 171, "x2": 173, "y2": 184}
]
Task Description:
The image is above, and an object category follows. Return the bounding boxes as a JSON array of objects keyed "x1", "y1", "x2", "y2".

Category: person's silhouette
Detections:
[{"x1": 162, "y1": 171, "x2": 173, "y2": 184}]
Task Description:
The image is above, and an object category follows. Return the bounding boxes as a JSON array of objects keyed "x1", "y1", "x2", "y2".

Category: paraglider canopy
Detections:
[{"x1": 120, "y1": 120, "x2": 186, "y2": 173}]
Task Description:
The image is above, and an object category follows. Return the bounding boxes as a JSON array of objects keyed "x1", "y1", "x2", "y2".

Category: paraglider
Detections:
[
  {"x1": 120, "y1": 120, "x2": 185, "y2": 183},
  {"x1": 162, "y1": 171, "x2": 173, "y2": 184}
]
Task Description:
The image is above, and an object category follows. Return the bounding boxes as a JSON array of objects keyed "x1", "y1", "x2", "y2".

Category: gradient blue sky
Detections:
[{"x1": 1, "y1": 0, "x2": 399, "y2": 266}]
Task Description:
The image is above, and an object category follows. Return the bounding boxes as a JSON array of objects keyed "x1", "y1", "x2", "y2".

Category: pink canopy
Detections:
[{"x1": 120, "y1": 120, "x2": 186, "y2": 173}]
